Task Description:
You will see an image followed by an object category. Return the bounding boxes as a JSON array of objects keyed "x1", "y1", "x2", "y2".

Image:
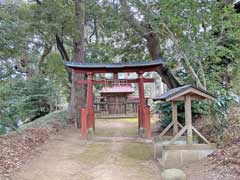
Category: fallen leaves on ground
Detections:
[
  {"x1": 0, "y1": 122, "x2": 65, "y2": 178},
  {"x1": 208, "y1": 138, "x2": 240, "y2": 175}
]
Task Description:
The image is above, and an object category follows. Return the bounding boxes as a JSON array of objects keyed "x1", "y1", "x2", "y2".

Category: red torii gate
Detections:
[{"x1": 65, "y1": 59, "x2": 165, "y2": 140}]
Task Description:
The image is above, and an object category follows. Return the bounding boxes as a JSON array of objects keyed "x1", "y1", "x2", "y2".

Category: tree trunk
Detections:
[{"x1": 68, "y1": 0, "x2": 86, "y2": 128}]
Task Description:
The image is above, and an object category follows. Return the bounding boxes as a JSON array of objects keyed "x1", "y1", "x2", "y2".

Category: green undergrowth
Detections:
[{"x1": 19, "y1": 110, "x2": 67, "y2": 130}]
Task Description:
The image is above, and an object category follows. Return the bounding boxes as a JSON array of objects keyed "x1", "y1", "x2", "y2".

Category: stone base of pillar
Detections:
[
  {"x1": 139, "y1": 127, "x2": 145, "y2": 137},
  {"x1": 87, "y1": 128, "x2": 95, "y2": 140}
]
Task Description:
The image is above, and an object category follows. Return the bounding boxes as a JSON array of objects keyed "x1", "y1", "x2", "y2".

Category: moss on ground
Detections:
[
  {"x1": 121, "y1": 143, "x2": 153, "y2": 162},
  {"x1": 117, "y1": 142, "x2": 154, "y2": 168},
  {"x1": 118, "y1": 118, "x2": 138, "y2": 123},
  {"x1": 95, "y1": 127, "x2": 137, "y2": 137},
  {"x1": 68, "y1": 143, "x2": 110, "y2": 166},
  {"x1": 117, "y1": 142, "x2": 157, "y2": 179},
  {"x1": 97, "y1": 118, "x2": 138, "y2": 124},
  {"x1": 19, "y1": 110, "x2": 67, "y2": 130}
]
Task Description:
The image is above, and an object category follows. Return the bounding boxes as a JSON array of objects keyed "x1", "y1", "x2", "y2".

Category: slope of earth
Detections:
[
  {"x1": 182, "y1": 106, "x2": 240, "y2": 180},
  {"x1": 0, "y1": 111, "x2": 68, "y2": 180}
]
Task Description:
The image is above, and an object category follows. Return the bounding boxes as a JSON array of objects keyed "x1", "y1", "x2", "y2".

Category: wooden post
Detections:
[
  {"x1": 138, "y1": 104, "x2": 140, "y2": 133},
  {"x1": 113, "y1": 73, "x2": 118, "y2": 80},
  {"x1": 87, "y1": 72, "x2": 94, "y2": 129},
  {"x1": 144, "y1": 106, "x2": 151, "y2": 139},
  {"x1": 89, "y1": 107, "x2": 95, "y2": 131},
  {"x1": 138, "y1": 72, "x2": 145, "y2": 130},
  {"x1": 92, "y1": 108, "x2": 95, "y2": 132},
  {"x1": 81, "y1": 107, "x2": 87, "y2": 140},
  {"x1": 172, "y1": 101, "x2": 178, "y2": 136},
  {"x1": 185, "y1": 94, "x2": 193, "y2": 144}
]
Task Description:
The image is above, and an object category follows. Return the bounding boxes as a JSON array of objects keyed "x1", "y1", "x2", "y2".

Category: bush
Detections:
[
  {"x1": 0, "y1": 76, "x2": 61, "y2": 134},
  {"x1": 154, "y1": 100, "x2": 208, "y2": 129}
]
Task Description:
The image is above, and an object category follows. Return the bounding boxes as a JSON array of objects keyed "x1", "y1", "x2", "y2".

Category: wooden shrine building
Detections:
[
  {"x1": 65, "y1": 59, "x2": 166, "y2": 139},
  {"x1": 95, "y1": 82, "x2": 149, "y2": 117},
  {"x1": 96, "y1": 84, "x2": 136, "y2": 116}
]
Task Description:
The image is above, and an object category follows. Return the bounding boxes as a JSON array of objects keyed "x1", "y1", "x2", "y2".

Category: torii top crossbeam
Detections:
[{"x1": 64, "y1": 59, "x2": 165, "y2": 73}]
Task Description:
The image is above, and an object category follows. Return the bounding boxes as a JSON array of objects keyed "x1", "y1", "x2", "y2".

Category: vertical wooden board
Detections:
[
  {"x1": 87, "y1": 73, "x2": 94, "y2": 128},
  {"x1": 144, "y1": 106, "x2": 151, "y2": 139},
  {"x1": 81, "y1": 108, "x2": 87, "y2": 140},
  {"x1": 172, "y1": 101, "x2": 178, "y2": 136},
  {"x1": 138, "y1": 104, "x2": 141, "y2": 132},
  {"x1": 138, "y1": 72, "x2": 145, "y2": 128},
  {"x1": 185, "y1": 94, "x2": 192, "y2": 144}
]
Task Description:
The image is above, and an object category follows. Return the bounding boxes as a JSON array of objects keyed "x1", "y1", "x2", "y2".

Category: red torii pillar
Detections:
[
  {"x1": 144, "y1": 105, "x2": 151, "y2": 139},
  {"x1": 138, "y1": 72, "x2": 145, "y2": 133},
  {"x1": 82, "y1": 72, "x2": 95, "y2": 140},
  {"x1": 87, "y1": 72, "x2": 94, "y2": 130},
  {"x1": 138, "y1": 71, "x2": 151, "y2": 139}
]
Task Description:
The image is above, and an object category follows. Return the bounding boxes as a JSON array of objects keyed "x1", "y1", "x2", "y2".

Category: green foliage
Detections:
[
  {"x1": 0, "y1": 2, "x2": 29, "y2": 57},
  {"x1": 19, "y1": 110, "x2": 67, "y2": 130},
  {"x1": 0, "y1": 76, "x2": 61, "y2": 133},
  {"x1": 155, "y1": 101, "x2": 208, "y2": 129},
  {"x1": 155, "y1": 102, "x2": 173, "y2": 128},
  {"x1": 231, "y1": 65, "x2": 240, "y2": 97},
  {"x1": 44, "y1": 53, "x2": 70, "y2": 98},
  {"x1": 0, "y1": 0, "x2": 239, "y2": 139},
  {"x1": 212, "y1": 90, "x2": 234, "y2": 120},
  {"x1": 146, "y1": 1, "x2": 240, "y2": 131}
]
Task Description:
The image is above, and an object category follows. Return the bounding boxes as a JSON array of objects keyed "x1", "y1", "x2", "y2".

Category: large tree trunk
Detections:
[
  {"x1": 143, "y1": 31, "x2": 180, "y2": 88},
  {"x1": 68, "y1": 0, "x2": 86, "y2": 127}
]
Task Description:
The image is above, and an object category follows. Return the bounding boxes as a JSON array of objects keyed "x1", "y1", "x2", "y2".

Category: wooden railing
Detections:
[{"x1": 94, "y1": 102, "x2": 138, "y2": 116}]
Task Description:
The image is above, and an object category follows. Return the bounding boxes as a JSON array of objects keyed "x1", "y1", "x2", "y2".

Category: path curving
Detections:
[{"x1": 10, "y1": 118, "x2": 161, "y2": 180}]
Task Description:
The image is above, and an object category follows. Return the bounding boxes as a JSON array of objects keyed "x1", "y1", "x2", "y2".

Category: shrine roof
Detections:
[
  {"x1": 64, "y1": 59, "x2": 165, "y2": 73},
  {"x1": 153, "y1": 84, "x2": 216, "y2": 101},
  {"x1": 99, "y1": 85, "x2": 135, "y2": 94}
]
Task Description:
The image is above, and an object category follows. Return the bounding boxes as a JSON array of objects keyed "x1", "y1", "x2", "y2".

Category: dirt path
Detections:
[{"x1": 10, "y1": 118, "x2": 161, "y2": 180}]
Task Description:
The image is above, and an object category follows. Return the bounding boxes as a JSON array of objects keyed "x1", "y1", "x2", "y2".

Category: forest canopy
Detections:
[{"x1": 0, "y1": 0, "x2": 239, "y2": 134}]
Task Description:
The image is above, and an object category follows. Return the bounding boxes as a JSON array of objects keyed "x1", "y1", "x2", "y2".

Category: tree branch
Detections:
[
  {"x1": 33, "y1": 0, "x2": 72, "y2": 83},
  {"x1": 197, "y1": 60, "x2": 207, "y2": 89},
  {"x1": 120, "y1": 0, "x2": 180, "y2": 88},
  {"x1": 56, "y1": 34, "x2": 70, "y2": 61},
  {"x1": 37, "y1": 44, "x2": 52, "y2": 74},
  {"x1": 119, "y1": 0, "x2": 147, "y2": 35},
  {"x1": 56, "y1": 34, "x2": 72, "y2": 83},
  {"x1": 33, "y1": 0, "x2": 42, "y2": 5},
  {"x1": 89, "y1": 18, "x2": 97, "y2": 43}
]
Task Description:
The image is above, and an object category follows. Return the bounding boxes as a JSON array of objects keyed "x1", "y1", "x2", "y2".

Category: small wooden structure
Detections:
[
  {"x1": 65, "y1": 59, "x2": 166, "y2": 139},
  {"x1": 97, "y1": 85, "x2": 135, "y2": 115},
  {"x1": 154, "y1": 84, "x2": 216, "y2": 145},
  {"x1": 95, "y1": 85, "x2": 149, "y2": 116}
]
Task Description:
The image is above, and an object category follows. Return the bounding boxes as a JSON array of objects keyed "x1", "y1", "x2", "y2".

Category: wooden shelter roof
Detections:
[
  {"x1": 153, "y1": 84, "x2": 216, "y2": 101},
  {"x1": 64, "y1": 59, "x2": 165, "y2": 73}
]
